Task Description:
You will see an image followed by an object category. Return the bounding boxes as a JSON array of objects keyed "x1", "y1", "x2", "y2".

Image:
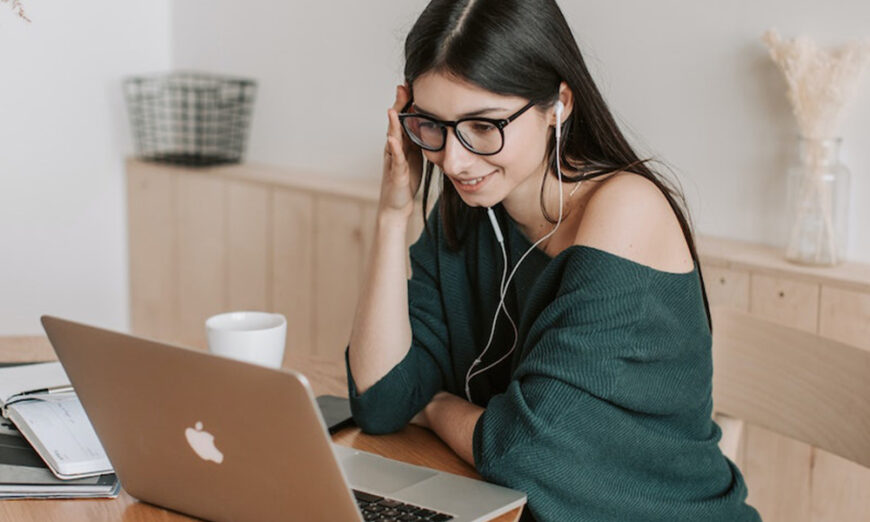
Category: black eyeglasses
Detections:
[{"x1": 398, "y1": 100, "x2": 535, "y2": 156}]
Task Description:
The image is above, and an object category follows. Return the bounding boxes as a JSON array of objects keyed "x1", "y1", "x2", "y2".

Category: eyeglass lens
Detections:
[{"x1": 401, "y1": 116, "x2": 503, "y2": 154}]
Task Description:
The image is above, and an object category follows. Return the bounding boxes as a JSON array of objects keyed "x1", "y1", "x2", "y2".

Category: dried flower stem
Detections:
[
  {"x1": 763, "y1": 29, "x2": 870, "y2": 139},
  {"x1": 763, "y1": 29, "x2": 870, "y2": 264},
  {"x1": 2, "y1": 0, "x2": 30, "y2": 22}
]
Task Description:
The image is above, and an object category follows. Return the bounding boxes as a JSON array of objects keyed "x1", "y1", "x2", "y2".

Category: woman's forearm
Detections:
[
  {"x1": 347, "y1": 210, "x2": 414, "y2": 394},
  {"x1": 425, "y1": 392, "x2": 484, "y2": 467}
]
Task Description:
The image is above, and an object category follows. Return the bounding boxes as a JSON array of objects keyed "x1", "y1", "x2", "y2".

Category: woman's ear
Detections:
[{"x1": 554, "y1": 81, "x2": 574, "y2": 125}]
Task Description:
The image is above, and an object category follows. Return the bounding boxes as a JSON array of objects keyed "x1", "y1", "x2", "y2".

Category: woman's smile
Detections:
[{"x1": 448, "y1": 170, "x2": 497, "y2": 192}]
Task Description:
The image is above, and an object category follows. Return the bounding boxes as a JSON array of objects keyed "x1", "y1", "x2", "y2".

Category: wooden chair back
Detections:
[{"x1": 711, "y1": 307, "x2": 870, "y2": 469}]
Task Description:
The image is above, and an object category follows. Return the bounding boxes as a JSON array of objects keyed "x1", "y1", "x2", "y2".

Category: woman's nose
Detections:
[{"x1": 440, "y1": 128, "x2": 476, "y2": 177}]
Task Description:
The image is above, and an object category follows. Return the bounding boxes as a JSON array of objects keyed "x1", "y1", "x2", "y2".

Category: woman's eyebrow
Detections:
[{"x1": 413, "y1": 104, "x2": 507, "y2": 119}]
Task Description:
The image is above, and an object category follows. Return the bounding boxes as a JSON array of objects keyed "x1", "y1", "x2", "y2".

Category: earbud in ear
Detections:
[{"x1": 554, "y1": 100, "x2": 565, "y2": 140}]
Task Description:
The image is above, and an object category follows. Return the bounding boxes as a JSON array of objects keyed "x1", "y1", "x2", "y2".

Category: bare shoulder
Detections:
[{"x1": 573, "y1": 172, "x2": 694, "y2": 273}]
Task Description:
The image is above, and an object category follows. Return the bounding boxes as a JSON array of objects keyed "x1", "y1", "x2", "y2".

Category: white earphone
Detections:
[{"x1": 465, "y1": 98, "x2": 571, "y2": 402}]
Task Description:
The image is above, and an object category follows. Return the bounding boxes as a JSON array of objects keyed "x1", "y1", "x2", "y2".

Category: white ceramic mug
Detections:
[{"x1": 205, "y1": 311, "x2": 287, "y2": 369}]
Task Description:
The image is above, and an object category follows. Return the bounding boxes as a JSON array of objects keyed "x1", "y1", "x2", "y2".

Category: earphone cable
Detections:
[{"x1": 465, "y1": 101, "x2": 576, "y2": 402}]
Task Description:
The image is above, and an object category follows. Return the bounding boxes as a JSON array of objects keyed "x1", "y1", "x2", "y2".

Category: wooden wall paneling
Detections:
[
  {"x1": 272, "y1": 188, "x2": 315, "y2": 360},
  {"x1": 749, "y1": 274, "x2": 820, "y2": 333},
  {"x1": 226, "y1": 181, "x2": 270, "y2": 312},
  {"x1": 127, "y1": 167, "x2": 176, "y2": 342},
  {"x1": 314, "y1": 195, "x2": 365, "y2": 358},
  {"x1": 742, "y1": 424, "x2": 813, "y2": 522},
  {"x1": 703, "y1": 266, "x2": 750, "y2": 311},
  {"x1": 810, "y1": 449, "x2": 870, "y2": 521},
  {"x1": 819, "y1": 286, "x2": 870, "y2": 351},
  {"x1": 176, "y1": 172, "x2": 227, "y2": 350}
]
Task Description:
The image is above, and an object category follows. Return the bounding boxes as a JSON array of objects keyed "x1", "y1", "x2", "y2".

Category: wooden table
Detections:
[{"x1": 0, "y1": 336, "x2": 524, "y2": 522}]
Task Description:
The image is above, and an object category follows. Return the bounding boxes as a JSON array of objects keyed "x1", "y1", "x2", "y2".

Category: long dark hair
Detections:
[{"x1": 405, "y1": 0, "x2": 711, "y2": 329}]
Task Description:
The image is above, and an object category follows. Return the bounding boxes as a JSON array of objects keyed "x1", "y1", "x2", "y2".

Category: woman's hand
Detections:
[
  {"x1": 409, "y1": 391, "x2": 447, "y2": 430},
  {"x1": 409, "y1": 406, "x2": 430, "y2": 430},
  {"x1": 408, "y1": 392, "x2": 483, "y2": 466},
  {"x1": 379, "y1": 84, "x2": 424, "y2": 220},
  {"x1": 409, "y1": 391, "x2": 445, "y2": 430}
]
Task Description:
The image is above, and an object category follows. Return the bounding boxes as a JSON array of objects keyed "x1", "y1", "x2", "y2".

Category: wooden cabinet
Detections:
[
  {"x1": 272, "y1": 189, "x2": 316, "y2": 361},
  {"x1": 702, "y1": 266, "x2": 750, "y2": 311},
  {"x1": 749, "y1": 273, "x2": 819, "y2": 333},
  {"x1": 698, "y1": 236, "x2": 870, "y2": 522},
  {"x1": 128, "y1": 161, "x2": 870, "y2": 521},
  {"x1": 176, "y1": 171, "x2": 227, "y2": 349},
  {"x1": 819, "y1": 286, "x2": 870, "y2": 350},
  {"x1": 226, "y1": 181, "x2": 270, "y2": 312},
  {"x1": 312, "y1": 196, "x2": 370, "y2": 357},
  {"x1": 127, "y1": 165, "x2": 175, "y2": 342},
  {"x1": 127, "y1": 159, "x2": 384, "y2": 357}
]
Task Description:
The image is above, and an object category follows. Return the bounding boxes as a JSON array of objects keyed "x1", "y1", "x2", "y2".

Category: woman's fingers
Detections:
[
  {"x1": 384, "y1": 110, "x2": 397, "y2": 156},
  {"x1": 380, "y1": 83, "x2": 420, "y2": 212},
  {"x1": 387, "y1": 108, "x2": 405, "y2": 147},
  {"x1": 387, "y1": 136, "x2": 408, "y2": 180},
  {"x1": 390, "y1": 101, "x2": 420, "y2": 157},
  {"x1": 391, "y1": 85, "x2": 413, "y2": 146}
]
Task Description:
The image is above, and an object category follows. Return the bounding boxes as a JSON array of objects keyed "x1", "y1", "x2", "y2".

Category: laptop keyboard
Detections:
[{"x1": 353, "y1": 489, "x2": 454, "y2": 521}]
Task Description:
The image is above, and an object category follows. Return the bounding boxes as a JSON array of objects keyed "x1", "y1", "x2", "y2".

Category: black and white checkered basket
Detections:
[{"x1": 124, "y1": 71, "x2": 257, "y2": 167}]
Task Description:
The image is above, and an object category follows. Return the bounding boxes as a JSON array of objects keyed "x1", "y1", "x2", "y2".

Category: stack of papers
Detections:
[
  {"x1": 0, "y1": 362, "x2": 118, "y2": 499},
  {"x1": 0, "y1": 412, "x2": 119, "y2": 498}
]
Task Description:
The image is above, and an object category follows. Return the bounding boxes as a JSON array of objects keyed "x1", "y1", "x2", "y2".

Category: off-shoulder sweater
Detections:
[{"x1": 345, "y1": 203, "x2": 760, "y2": 522}]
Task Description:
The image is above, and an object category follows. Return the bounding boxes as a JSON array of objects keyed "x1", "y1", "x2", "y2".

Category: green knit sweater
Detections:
[{"x1": 346, "y1": 203, "x2": 760, "y2": 522}]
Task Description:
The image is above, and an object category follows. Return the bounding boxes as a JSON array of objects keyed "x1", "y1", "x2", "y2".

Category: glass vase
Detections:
[{"x1": 785, "y1": 136, "x2": 850, "y2": 266}]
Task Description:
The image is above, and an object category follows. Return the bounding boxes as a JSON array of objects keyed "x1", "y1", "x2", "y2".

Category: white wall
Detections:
[
  {"x1": 0, "y1": 1, "x2": 171, "y2": 334},
  {"x1": 172, "y1": 0, "x2": 870, "y2": 261},
  {"x1": 565, "y1": 1, "x2": 870, "y2": 260},
  {"x1": 2, "y1": 1, "x2": 868, "y2": 335},
  {"x1": 171, "y1": 1, "x2": 428, "y2": 178}
]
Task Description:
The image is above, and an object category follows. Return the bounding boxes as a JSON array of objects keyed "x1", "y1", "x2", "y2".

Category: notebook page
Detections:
[{"x1": 6, "y1": 394, "x2": 112, "y2": 478}]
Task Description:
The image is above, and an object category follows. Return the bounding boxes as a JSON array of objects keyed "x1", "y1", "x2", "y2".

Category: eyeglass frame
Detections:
[{"x1": 397, "y1": 99, "x2": 536, "y2": 156}]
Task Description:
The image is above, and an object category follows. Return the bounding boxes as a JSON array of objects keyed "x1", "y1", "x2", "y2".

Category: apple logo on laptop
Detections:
[{"x1": 185, "y1": 421, "x2": 224, "y2": 464}]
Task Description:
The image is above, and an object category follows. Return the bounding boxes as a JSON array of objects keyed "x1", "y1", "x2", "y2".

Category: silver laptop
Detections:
[{"x1": 40, "y1": 316, "x2": 526, "y2": 522}]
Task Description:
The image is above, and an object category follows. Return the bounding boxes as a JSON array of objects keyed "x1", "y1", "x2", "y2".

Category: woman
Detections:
[{"x1": 346, "y1": 1, "x2": 761, "y2": 520}]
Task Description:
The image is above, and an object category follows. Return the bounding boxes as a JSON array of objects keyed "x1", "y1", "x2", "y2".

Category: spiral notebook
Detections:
[
  {"x1": 0, "y1": 416, "x2": 119, "y2": 499},
  {"x1": 0, "y1": 362, "x2": 113, "y2": 480}
]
